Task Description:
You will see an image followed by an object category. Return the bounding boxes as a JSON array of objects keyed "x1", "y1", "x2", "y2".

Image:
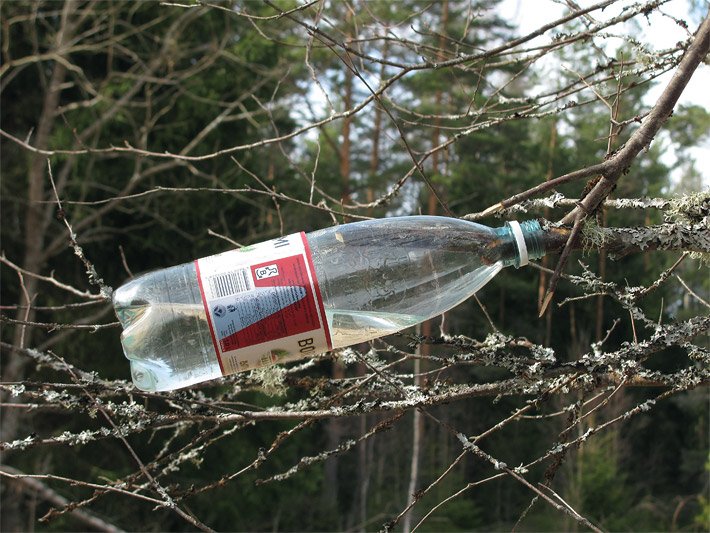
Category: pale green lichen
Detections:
[
  {"x1": 688, "y1": 251, "x2": 710, "y2": 266},
  {"x1": 667, "y1": 190, "x2": 710, "y2": 265},
  {"x1": 665, "y1": 190, "x2": 709, "y2": 224},
  {"x1": 250, "y1": 365, "x2": 287, "y2": 397},
  {"x1": 580, "y1": 191, "x2": 710, "y2": 264},
  {"x1": 581, "y1": 219, "x2": 608, "y2": 251}
]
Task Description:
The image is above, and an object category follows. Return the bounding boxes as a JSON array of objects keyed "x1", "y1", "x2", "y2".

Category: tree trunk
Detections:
[
  {"x1": 2, "y1": 2, "x2": 76, "y2": 433},
  {"x1": 1, "y1": 8, "x2": 76, "y2": 533},
  {"x1": 367, "y1": 39, "x2": 388, "y2": 215},
  {"x1": 323, "y1": 10, "x2": 355, "y2": 520},
  {"x1": 402, "y1": 338, "x2": 424, "y2": 533}
]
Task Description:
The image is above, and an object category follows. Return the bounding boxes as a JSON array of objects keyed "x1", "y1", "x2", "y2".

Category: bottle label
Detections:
[{"x1": 195, "y1": 232, "x2": 331, "y2": 375}]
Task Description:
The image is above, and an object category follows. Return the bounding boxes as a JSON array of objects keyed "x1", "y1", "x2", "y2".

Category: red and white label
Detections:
[{"x1": 195, "y1": 232, "x2": 331, "y2": 375}]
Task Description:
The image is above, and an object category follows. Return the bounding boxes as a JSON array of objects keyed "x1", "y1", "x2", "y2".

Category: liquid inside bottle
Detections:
[{"x1": 113, "y1": 216, "x2": 545, "y2": 391}]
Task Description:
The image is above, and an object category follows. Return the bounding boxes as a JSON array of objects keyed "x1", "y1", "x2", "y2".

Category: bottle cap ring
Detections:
[{"x1": 508, "y1": 220, "x2": 528, "y2": 267}]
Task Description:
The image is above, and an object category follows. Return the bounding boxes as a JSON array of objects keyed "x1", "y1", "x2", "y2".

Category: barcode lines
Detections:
[{"x1": 209, "y1": 269, "x2": 251, "y2": 298}]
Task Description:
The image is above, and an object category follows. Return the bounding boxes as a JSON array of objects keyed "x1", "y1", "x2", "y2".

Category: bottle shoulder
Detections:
[
  {"x1": 307, "y1": 216, "x2": 501, "y2": 259},
  {"x1": 309, "y1": 215, "x2": 492, "y2": 234}
]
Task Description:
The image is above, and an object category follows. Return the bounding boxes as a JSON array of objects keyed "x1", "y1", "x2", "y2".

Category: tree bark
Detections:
[{"x1": 542, "y1": 222, "x2": 710, "y2": 257}]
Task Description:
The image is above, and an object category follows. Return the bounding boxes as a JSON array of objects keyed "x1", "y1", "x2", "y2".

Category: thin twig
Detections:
[
  {"x1": 676, "y1": 274, "x2": 710, "y2": 308},
  {"x1": 47, "y1": 159, "x2": 113, "y2": 299}
]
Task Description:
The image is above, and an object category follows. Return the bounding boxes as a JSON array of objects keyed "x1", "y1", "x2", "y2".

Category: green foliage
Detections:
[
  {"x1": 416, "y1": 498, "x2": 483, "y2": 531},
  {"x1": 578, "y1": 437, "x2": 635, "y2": 528},
  {"x1": 667, "y1": 104, "x2": 710, "y2": 149}
]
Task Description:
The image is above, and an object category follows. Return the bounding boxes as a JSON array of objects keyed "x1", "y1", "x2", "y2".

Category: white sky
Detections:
[{"x1": 497, "y1": 0, "x2": 709, "y2": 189}]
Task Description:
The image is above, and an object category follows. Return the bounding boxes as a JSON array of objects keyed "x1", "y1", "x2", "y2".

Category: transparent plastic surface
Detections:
[
  {"x1": 113, "y1": 216, "x2": 543, "y2": 391},
  {"x1": 308, "y1": 217, "x2": 508, "y2": 349},
  {"x1": 113, "y1": 264, "x2": 219, "y2": 391}
]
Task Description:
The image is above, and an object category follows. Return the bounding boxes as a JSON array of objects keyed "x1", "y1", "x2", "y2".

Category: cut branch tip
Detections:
[
  {"x1": 479, "y1": 203, "x2": 504, "y2": 218},
  {"x1": 539, "y1": 292, "x2": 554, "y2": 318}
]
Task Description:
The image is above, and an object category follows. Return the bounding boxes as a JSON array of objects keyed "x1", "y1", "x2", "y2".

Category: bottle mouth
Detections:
[
  {"x1": 504, "y1": 220, "x2": 545, "y2": 268},
  {"x1": 506, "y1": 220, "x2": 529, "y2": 267}
]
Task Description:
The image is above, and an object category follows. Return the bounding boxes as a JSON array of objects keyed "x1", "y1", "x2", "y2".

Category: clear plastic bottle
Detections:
[{"x1": 113, "y1": 216, "x2": 546, "y2": 391}]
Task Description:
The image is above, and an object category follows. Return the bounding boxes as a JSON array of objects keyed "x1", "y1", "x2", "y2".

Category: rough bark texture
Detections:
[{"x1": 542, "y1": 222, "x2": 710, "y2": 258}]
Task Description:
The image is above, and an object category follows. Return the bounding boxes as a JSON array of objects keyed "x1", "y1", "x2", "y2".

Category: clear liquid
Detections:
[
  {"x1": 114, "y1": 216, "x2": 525, "y2": 391},
  {"x1": 326, "y1": 310, "x2": 423, "y2": 349},
  {"x1": 118, "y1": 302, "x2": 422, "y2": 391},
  {"x1": 117, "y1": 302, "x2": 221, "y2": 392}
]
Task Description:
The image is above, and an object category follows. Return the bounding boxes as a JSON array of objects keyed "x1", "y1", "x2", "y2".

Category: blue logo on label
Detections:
[{"x1": 213, "y1": 305, "x2": 226, "y2": 318}]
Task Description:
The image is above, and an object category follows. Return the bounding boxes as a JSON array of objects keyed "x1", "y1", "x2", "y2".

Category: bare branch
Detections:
[{"x1": 0, "y1": 465, "x2": 125, "y2": 533}]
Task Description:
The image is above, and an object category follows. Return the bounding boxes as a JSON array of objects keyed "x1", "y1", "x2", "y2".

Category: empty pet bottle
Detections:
[{"x1": 113, "y1": 216, "x2": 546, "y2": 391}]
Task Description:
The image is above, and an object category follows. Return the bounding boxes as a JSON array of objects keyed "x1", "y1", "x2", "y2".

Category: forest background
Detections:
[{"x1": 1, "y1": 0, "x2": 709, "y2": 531}]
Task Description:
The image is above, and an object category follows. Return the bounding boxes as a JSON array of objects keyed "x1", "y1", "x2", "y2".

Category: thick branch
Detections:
[{"x1": 542, "y1": 222, "x2": 710, "y2": 257}]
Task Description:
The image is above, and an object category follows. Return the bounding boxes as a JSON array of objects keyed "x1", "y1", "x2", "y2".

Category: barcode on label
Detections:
[{"x1": 208, "y1": 269, "x2": 252, "y2": 298}]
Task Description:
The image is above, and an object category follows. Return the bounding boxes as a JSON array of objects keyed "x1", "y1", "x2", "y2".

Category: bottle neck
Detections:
[{"x1": 493, "y1": 220, "x2": 546, "y2": 268}]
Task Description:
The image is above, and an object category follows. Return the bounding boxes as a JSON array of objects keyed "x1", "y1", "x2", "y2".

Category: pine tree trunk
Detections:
[
  {"x1": 367, "y1": 39, "x2": 387, "y2": 215},
  {"x1": 404, "y1": 6, "x2": 449, "y2": 530},
  {"x1": 323, "y1": 12, "x2": 355, "y2": 519},
  {"x1": 402, "y1": 340, "x2": 424, "y2": 533}
]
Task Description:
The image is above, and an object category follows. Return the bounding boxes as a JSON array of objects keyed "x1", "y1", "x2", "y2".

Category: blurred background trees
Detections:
[{"x1": 1, "y1": 1, "x2": 708, "y2": 531}]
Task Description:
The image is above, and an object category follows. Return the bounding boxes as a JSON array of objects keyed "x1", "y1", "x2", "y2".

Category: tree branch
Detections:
[
  {"x1": 0, "y1": 465, "x2": 125, "y2": 533},
  {"x1": 542, "y1": 221, "x2": 710, "y2": 257}
]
